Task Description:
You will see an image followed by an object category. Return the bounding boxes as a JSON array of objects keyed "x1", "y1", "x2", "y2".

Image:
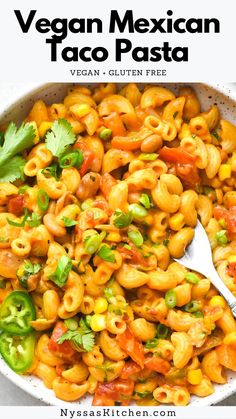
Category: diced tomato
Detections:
[
  {"x1": 214, "y1": 206, "x2": 236, "y2": 239},
  {"x1": 48, "y1": 322, "x2": 77, "y2": 360},
  {"x1": 120, "y1": 360, "x2": 142, "y2": 379},
  {"x1": 92, "y1": 199, "x2": 112, "y2": 215},
  {"x1": 8, "y1": 194, "x2": 25, "y2": 216},
  {"x1": 227, "y1": 262, "x2": 236, "y2": 282},
  {"x1": 116, "y1": 327, "x2": 144, "y2": 368},
  {"x1": 176, "y1": 162, "x2": 200, "y2": 186},
  {"x1": 159, "y1": 146, "x2": 197, "y2": 165},
  {"x1": 73, "y1": 140, "x2": 94, "y2": 176},
  {"x1": 92, "y1": 379, "x2": 134, "y2": 406},
  {"x1": 144, "y1": 356, "x2": 171, "y2": 375},
  {"x1": 118, "y1": 242, "x2": 150, "y2": 267},
  {"x1": 100, "y1": 173, "x2": 117, "y2": 199},
  {"x1": 103, "y1": 112, "x2": 126, "y2": 137},
  {"x1": 159, "y1": 147, "x2": 199, "y2": 186},
  {"x1": 216, "y1": 344, "x2": 236, "y2": 371}
]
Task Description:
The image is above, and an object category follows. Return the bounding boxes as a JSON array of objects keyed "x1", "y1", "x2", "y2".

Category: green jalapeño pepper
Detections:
[
  {"x1": 0, "y1": 332, "x2": 35, "y2": 373},
  {"x1": 0, "y1": 291, "x2": 36, "y2": 335}
]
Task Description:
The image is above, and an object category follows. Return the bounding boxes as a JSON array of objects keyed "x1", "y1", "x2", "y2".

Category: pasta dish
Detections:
[{"x1": 0, "y1": 83, "x2": 236, "y2": 406}]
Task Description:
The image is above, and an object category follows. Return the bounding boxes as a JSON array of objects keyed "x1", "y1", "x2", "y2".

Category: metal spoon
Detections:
[{"x1": 173, "y1": 220, "x2": 236, "y2": 318}]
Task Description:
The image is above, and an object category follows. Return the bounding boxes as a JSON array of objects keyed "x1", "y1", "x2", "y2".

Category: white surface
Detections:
[{"x1": 0, "y1": 82, "x2": 236, "y2": 407}]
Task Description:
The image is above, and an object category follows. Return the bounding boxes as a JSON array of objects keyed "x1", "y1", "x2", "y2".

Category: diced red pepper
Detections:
[
  {"x1": 73, "y1": 140, "x2": 94, "y2": 176},
  {"x1": 144, "y1": 356, "x2": 171, "y2": 375},
  {"x1": 159, "y1": 146, "x2": 197, "y2": 165},
  {"x1": 214, "y1": 206, "x2": 236, "y2": 239},
  {"x1": 116, "y1": 327, "x2": 144, "y2": 368},
  {"x1": 92, "y1": 379, "x2": 134, "y2": 406},
  {"x1": 8, "y1": 195, "x2": 25, "y2": 216},
  {"x1": 120, "y1": 360, "x2": 142, "y2": 380}
]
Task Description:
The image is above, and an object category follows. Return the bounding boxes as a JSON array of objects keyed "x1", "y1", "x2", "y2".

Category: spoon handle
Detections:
[{"x1": 208, "y1": 266, "x2": 236, "y2": 319}]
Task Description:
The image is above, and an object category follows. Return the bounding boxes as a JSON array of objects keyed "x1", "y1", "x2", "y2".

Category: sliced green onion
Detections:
[
  {"x1": 84, "y1": 234, "x2": 101, "y2": 255},
  {"x1": 99, "y1": 128, "x2": 112, "y2": 141},
  {"x1": 128, "y1": 229, "x2": 143, "y2": 247},
  {"x1": 97, "y1": 245, "x2": 115, "y2": 263},
  {"x1": 37, "y1": 189, "x2": 49, "y2": 211},
  {"x1": 145, "y1": 338, "x2": 159, "y2": 349},
  {"x1": 192, "y1": 311, "x2": 204, "y2": 318},
  {"x1": 65, "y1": 318, "x2": 78, "y2": 331},
  {"x1": 156, "y1": 324, "x2": 169, "y2": 339},
  {"x1": 165, "y1": 290, "x2": 177, "y2": 309},
  {"x1": 139, "y1": 153, "x2": 158, "y2": 161},
  {"x1": 139, "y1": 193, "x2": 151, "y2": 209},
  {"x1": 113, "y1": 210, "x2": 133, "y2": 228},
  {"x1": 185, "y1": 272, "x2": 200, "y2": 285},
  {"x1": 59, "y1": 150, "x2": 83, "y2": 169},
  {"x1": 123, "y1": 244, "x2": 131, "y2": 250},
  {"x1": 129, "y1": 203, "x2": 147, "y2": 219},
  {"x1": 184, "y1": 300, "x2": 201, "y2": 313},
  {"x1": 216, "y1": 230, "x2": 228, "y2": 245},
  {"x1": 7, "y1": 208, "x2": 29, "y2": 227},
  {"x1": 18, "y1": 185, "x2": 30, "y2": 194}
]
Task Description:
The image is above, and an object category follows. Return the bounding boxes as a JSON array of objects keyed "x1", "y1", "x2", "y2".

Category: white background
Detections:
[{"x1": 0, "y1": 0, "x2": 235, "y2": 81}]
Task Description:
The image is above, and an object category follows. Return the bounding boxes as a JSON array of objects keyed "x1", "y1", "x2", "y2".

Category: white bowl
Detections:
[{"x1": 0, "y1": 82, "x2": 236, "y2": 406}]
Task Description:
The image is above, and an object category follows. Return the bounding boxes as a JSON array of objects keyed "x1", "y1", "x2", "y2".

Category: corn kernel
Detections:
[
  {"x1": 29, "y1": 121, "x2": 40, "y2": 143},
  {"x1": 94, "y1": 297, "x2": 108, "y2": 314},
  {"x1": 209, "y1": 295, "x2": 226, "y2": 308},
  {"x1": 187, "y1": 369, "x2": 203, "y2": 385},
  {"x1": 90, "y1": 314, "x2": 106, "y2": 332},
  {"x1": 70, "y1": 104, "x2": 91, "y2": 118},
  {"x1": 38, "y1": 121, "x2": 52, "y2": 138},
  {"x1": 219, "y1": 164, "x2": 232, "y2": 182},
  {"x1": 223, "y1": 331, "x2": 236, "y2": 347},
  {"x1": 228, "y1": 255, "x2": 236, "y2": 263},
  {"x1": 169, "y1": 213, "x2": 185, "y2": 231},
  {"x1": 106, "y1": 232, "x2": 121, "y2": 242}
]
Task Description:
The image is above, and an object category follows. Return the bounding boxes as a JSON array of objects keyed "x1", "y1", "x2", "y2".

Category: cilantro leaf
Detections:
[
  {"x1": 0, "y1": 122, "x2": 35, "y2": 182},
  {"x1": 0, "y1": 156, "x2": 26, "y2": 183},
  {"x1": 113, "y1": 210, "x2": 133, "y2": 228},
  {"x1": 49, "y1": 255, "x2": 72, "y2": 287},
  {"x1": 62, "y1": 216, "x2": 78, "y2": 227},
  {"x1": 17, "y1": 260, "x2": 42, "y2": 289},
  {"x1": 45, "y1": 119, "x2": 76, "y2": 158},
  {"x1": 57, "y1": 329, "x2": 95, "y2": 352},
  {"x1": 97, "y1": 245, "x2": 115, "y2": 262},
  {"x1": 0, "y1": 122, "x2": 35, "y2": 165}
]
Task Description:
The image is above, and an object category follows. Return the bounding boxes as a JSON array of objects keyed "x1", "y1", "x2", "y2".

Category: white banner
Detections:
[
  {"x1": 1, "y1": 406, "x2": 236, "y2": 419},
  {"x1": 0, "y1": 0, "x2": 236, "y2": 81}
]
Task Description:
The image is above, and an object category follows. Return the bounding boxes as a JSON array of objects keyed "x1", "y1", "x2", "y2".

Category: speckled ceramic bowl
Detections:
[{"x1": 0, "y1": 82, "x2": 236, "y2": 407}]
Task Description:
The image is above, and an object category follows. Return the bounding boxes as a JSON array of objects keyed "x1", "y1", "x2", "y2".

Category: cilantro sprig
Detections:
[
  {"x1": 57, "y1": 318, "x2": 95, "y2": 352},
  {"x1": 0, "y1": 122, "x2": 35, "y2": 182},
  {"x1": 45, "y1": 119, "x2": 76, "y2": 158},
  {"x1": 17, "y1": 261, "x2": 42, "y2": 289}
]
